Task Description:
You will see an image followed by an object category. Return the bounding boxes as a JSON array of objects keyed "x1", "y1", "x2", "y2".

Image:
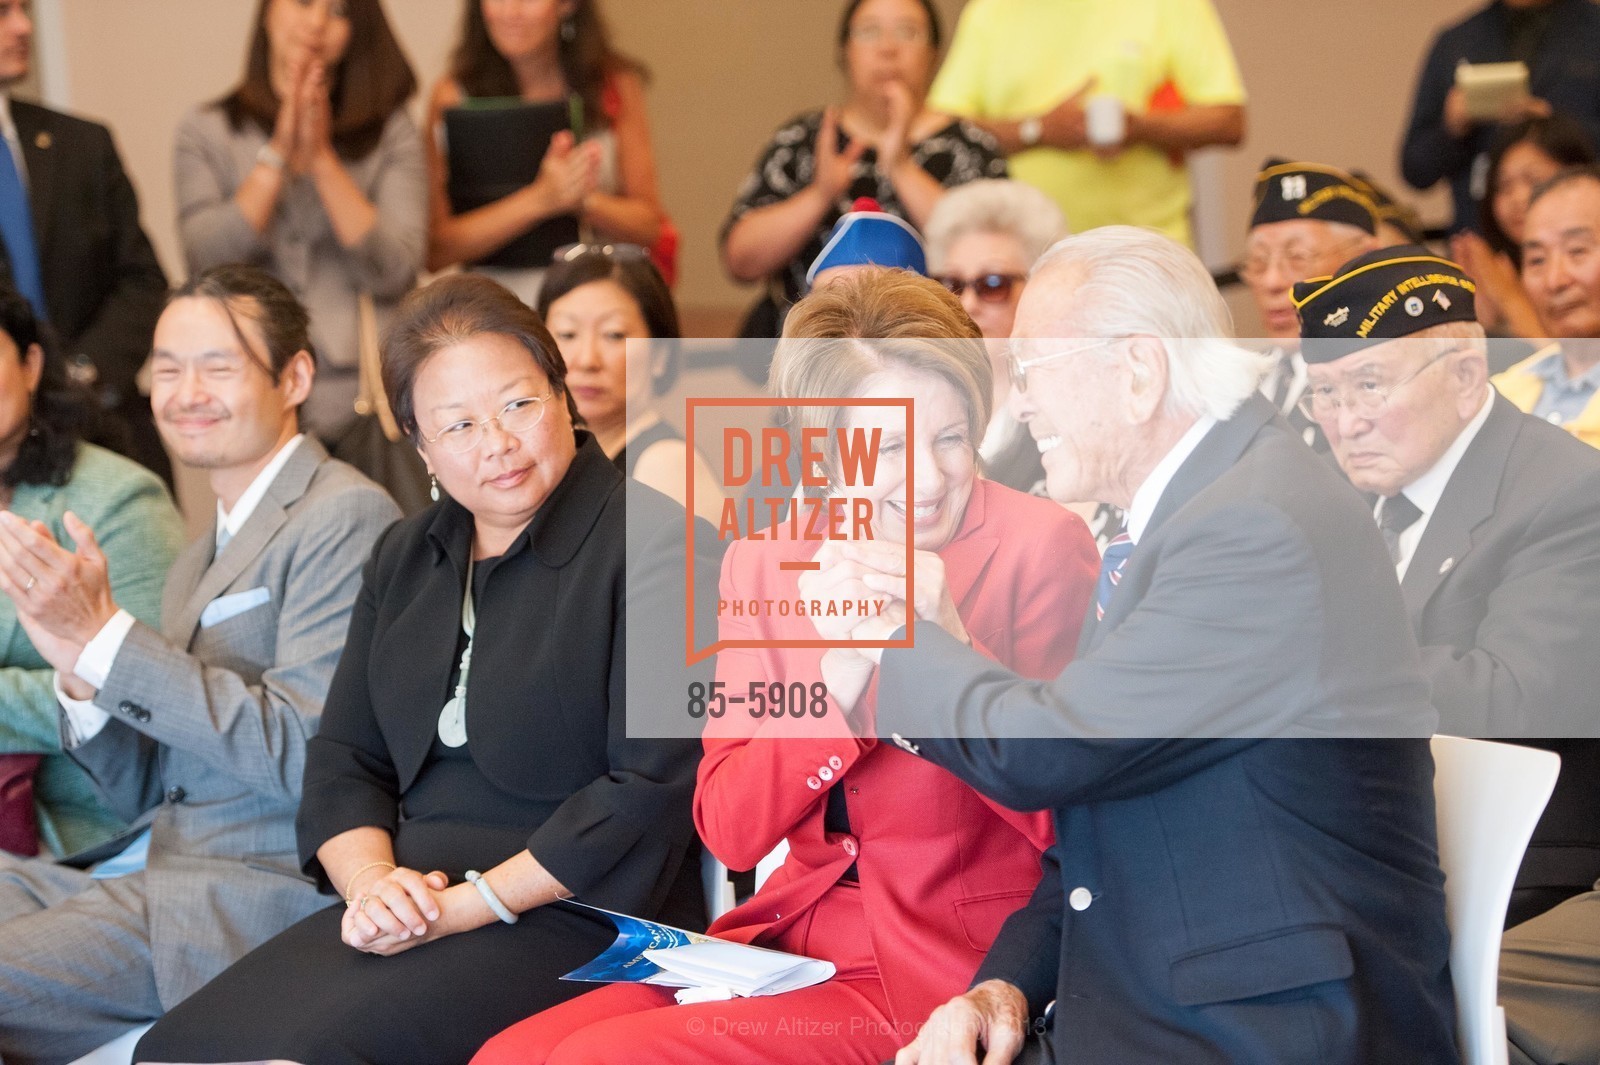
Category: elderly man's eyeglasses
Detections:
[
  {"x1": 935, "y1": 273, "x2": 1025, "y2": 304},
  {"x1": 422, "y1": 395, "x2": 549, "y2": 454},
  {"x1": 1297, "y1": 349, "x2": 1456, "y2": 420},
  {"x1": 1239, "y1": 235, "x2": 1367, "y2": 284},
  {"x1": 1007, "y1": 339, "x2": 1117, "y2": 394}
]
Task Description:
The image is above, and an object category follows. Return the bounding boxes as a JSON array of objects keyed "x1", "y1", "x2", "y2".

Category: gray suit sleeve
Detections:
[
  {"x1": 73, "y1": 489, "x2": 397, "y2": 809},
  {"x1": 1423, "y1": 466, "x2": 1600, "y2": 736}
]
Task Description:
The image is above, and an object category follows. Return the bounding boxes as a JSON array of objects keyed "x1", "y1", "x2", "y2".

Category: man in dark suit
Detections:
[
  {"x1": 834, "y1": 227, "x2": 1456, "y2": 1063},
  {"x1": 1293, "y1": 247, "x2": 1600, "y2": 1065},
  {"x1": 0, "y1": 0, "x2": 170, "y2": 482},
  {"x1": 1296, "y1": 245, "x2": 1600, "y2": 926}
]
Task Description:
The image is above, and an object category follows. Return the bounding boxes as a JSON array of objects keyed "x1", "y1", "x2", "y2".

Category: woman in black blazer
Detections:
[{"x1": 138, "y1": 275, "x2": 717, "y2": 1065}]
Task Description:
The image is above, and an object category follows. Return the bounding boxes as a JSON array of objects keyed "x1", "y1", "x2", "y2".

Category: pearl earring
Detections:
[{"x1": 429, "y1": 475, "x2": 440, "y2": 503}]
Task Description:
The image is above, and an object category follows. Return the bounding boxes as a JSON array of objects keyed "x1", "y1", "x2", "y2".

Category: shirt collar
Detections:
[
  {"x1": 1399, "y1": 386, "x2": 1494, "y2": 517},
  {"x1": 215, "y1": 434, "x2": 305, "y2": 547},
  {"x1": 1126, "y1": 415, "x2": 1218, "y2": 544},
  {"x1": 1533, "y1": 347, "x2": 1600, "y2": 393},
  {"x1": 0, "y1": 94, "x2": 14, "y2": 143}
]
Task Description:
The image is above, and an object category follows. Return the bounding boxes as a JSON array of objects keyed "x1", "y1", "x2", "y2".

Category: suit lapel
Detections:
[
  {"x1": 1401, "y1": 395, "x2": 1517, "y2": 624},
  {"x1": 1084, "y1": 396, "x2": 1277, "y2": 653},
  {"x1": 170, "y1": 439, "x2": 327, "y2": 644},
  {"x1": 11, "y1": 104, "x2": 57, "y2": 251}
]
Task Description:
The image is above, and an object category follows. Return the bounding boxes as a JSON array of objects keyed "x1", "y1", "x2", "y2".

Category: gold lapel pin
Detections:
[{"x1": 33, "y1": 131, "x2": 50, "y2": 150}]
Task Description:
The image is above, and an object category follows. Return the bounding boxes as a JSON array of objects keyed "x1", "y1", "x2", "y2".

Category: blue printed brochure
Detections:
[{"x1": 561, "y1": 904, "x2": 834, "y2": 999}]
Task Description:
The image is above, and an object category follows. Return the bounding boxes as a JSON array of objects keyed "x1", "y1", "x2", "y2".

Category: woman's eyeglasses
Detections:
[
  {"x1": 552, "y1": 243, "x2": 650, "y2": 265},
  {"x1": 935, "y1": 273, "x2": 1025, "y2": 304},
  {"x1": 422, "y1": 395, "x2": 549, "y2": 454}
]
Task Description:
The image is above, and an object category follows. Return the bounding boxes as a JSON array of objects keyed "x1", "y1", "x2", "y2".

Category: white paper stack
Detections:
[{"x1": 643, "y1": 941, "x2": 836, "y2": 1002}]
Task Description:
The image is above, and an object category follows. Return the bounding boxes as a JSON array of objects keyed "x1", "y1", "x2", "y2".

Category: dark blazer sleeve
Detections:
[
  {"x1": 1400, "y1": 30, "x2": 1474, "y2": 193},
  {"x1": 972, "y1": 843, "x2": 1064, "y2": 1017},
  {"x1": 876, "y1": 501, "x2": 1318, "y2": 812},
  {"x1": 297, "y1": 525, "x2": 400, "y2": 888},
  {"x1": 55, "y1": 121, "x2": 167, "y2": 404},
  {"x1": 522, "y1": 494, "x2": 720, "y2": 908}
]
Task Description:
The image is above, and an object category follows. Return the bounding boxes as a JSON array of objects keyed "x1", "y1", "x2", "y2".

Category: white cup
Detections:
[{"x1": 1085, "y1": 95, "x2": 1126, "y2": 148}]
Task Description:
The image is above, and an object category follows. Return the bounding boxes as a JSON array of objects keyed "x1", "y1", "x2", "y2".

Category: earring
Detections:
[
  {"x1": 560, "y1": 17, "x2": 576, "y2": 42},
  {"x1": 429, "y1": 475, "x2": 440, "y2": 503}
]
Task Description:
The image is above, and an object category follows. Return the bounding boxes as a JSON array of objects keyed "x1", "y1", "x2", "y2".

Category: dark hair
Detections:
[
  {"x1": 836, "y1": 0, "x2": 943, "y2": 52},
  {"x1": 221, "y1": 0, "x2": 418, "y2": 161},
  {"x1": 1480, "y1": 114, "x2": 1596, "y2": 260},
  {"x1": 0, "y1": 284, "x2": 112, "y2": 488},
  {"x1": 168, "y1": 263, "x2": 319, "y2": 378},
  {"x1": 450, "y1": 0, "x2": 644, "y2": 135},
  {"x1": 383, "y1": 274, "x2": 580, "y2": 442},
  {"x1": 536, "y1": 250, "x2": 681, "y2": 394}
]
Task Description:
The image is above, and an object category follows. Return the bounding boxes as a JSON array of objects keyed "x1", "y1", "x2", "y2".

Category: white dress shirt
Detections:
[
  {"x1": 1381, "y1": 388, "x2": 1494, "y2": 581},
  {"x1": 56, "y1": 435, "x2": 307, "y2": 744},
  {"x1": 1126, "y1": 415, "x2": 1218, "y2": 545},
  {"x1": 0, "y1": 93, "x2": 28, "y2": 185}
]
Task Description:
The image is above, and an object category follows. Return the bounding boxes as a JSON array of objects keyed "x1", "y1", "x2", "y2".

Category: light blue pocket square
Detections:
[{"x1": 200, "y1": 586, "x2": 271, "y2": 629}]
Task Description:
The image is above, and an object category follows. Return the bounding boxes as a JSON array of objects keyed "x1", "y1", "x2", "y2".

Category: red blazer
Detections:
[{"x1": 695, "y1": 479, "x2": 1098, "y2": 1028}]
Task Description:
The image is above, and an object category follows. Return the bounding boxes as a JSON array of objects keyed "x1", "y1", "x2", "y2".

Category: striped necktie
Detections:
[{"x1": 1096, "y1": 532, "x2": 1134, "y2": 621}]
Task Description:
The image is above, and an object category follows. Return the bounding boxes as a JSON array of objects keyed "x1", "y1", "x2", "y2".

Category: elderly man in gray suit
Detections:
[
  {"x1": 0, "y1": 264, "x2": 397, "y2": 1064},
  {"x1": 1294, "y1": 245, "x2": 1600, "y2": 1065}
]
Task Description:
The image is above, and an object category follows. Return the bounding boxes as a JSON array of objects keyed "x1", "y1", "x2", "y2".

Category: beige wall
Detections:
[{"x1": 46, "y1": 0, "x2": 1470, "y2": 334}]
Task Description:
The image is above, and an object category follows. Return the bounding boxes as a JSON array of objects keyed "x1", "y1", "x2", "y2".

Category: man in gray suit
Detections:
[
  {"x1": 1294, "y1": 246, "x2": 1600, "y2": 1064},
  {"x1": 0, "y1": 264, "x2": 397, "y2": 1063}
]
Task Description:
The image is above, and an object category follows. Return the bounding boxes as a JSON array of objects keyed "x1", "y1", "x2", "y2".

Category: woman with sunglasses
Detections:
[
  {"x1": 925, "y1": 179, "x2": 1064, "y2": 495},
  {"x1": 722, "y1": 0, "x2": 1007, "y2": 336},
  {"x1": 426, "y1": 0, "x2": 666, "y2": 305},
  {"x1": 537, "y1": 245, "x2": 723, "y2": 524}
]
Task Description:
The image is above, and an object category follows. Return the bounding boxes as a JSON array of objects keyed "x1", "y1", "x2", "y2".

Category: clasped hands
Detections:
[
  {"x1": 342, "y1": 864, "x2": 484, "y2": 957},
  {"x1": 798, "y1": 540, "x2": 967, "y2": 715},
  {"x1": 0, "y1": 510, "x2": 117, "y2": 700},
  {"x1": 270, "y1": 48, "x2": 339, "y2": 176}
]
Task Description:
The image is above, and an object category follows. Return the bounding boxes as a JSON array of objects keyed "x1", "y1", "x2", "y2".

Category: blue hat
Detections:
[{"x1": 806, "y1": 198, "x2": 927, "y2": 287}]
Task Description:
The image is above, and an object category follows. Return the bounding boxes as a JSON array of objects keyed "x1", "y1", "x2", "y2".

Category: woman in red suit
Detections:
[{"x1": 473, "y1": 269, "x2": 1097, "y2": 1064}]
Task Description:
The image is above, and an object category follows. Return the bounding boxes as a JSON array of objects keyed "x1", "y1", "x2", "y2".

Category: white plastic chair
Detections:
[
  {"x1": 1429, "y1": 734, "x2": 1560, "y2": 1065},
  {"x1": 64, "y1": 1022, "x2": 151, "y2": 1065},
  {"x1": 701, "y1": 839, "x2": 790, "y2": 922}
]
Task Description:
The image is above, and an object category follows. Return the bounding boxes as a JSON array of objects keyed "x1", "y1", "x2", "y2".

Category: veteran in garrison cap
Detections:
[
  {"x1": 1296, "y1": 246, "x2": 1600, "y2": 1051},
  {"x1": 1241, "y1": 159, "x2": 1380, "y2": 450}
]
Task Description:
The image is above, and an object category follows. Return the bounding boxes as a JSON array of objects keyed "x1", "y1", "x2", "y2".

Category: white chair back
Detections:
[
  {"x1": 1430, "y1": 734, "x2": 1560, "y2": 1065},
  {"x1": 702, "y1": 838, "x2": 790, "y2": 922}
]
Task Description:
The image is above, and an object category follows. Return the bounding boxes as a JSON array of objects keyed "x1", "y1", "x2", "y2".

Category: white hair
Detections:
[
  {"x1": 1032, "y1": 226, "x2": 1276, "y2": 421},
  {"x1": 924, "y1": 180, "x2": 1068, "y2": 271}
]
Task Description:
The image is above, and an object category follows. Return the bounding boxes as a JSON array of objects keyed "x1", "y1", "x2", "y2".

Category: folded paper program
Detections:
[{"x1": 560, "y1": 904, "x2": 834, "y2": 1002}]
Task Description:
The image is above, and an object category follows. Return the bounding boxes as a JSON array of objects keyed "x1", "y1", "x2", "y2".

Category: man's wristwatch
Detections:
[{"x1": 1018, "y1": 116, "x2": 1044, "y2": 148}]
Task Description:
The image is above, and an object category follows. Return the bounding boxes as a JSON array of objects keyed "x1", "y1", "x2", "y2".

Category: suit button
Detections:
[
  {"x1": 805, "y1": 776, "x2": 822, "y2": 790},
  {"x1": 118, "y1": 701, "x2": 136, "y2": 714},
  {"x1": 165, "y1": 786, "x2": 186, "y2": 804},
  {"x1": 827, "y1": 755, "x2": 843, "y2": 771},
  {"x1": 1069, "y1": 887, "x2": 1094, "y2": 912},
  {"x1": 842, "y1": 838, "x2": 858, "y2": 857},
  {"x1": 818, "y1": 766, "x2": 834, "y2": 782},
  {"x1": 132, "y1": 707, "x2": 151, "y2": 722}
]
